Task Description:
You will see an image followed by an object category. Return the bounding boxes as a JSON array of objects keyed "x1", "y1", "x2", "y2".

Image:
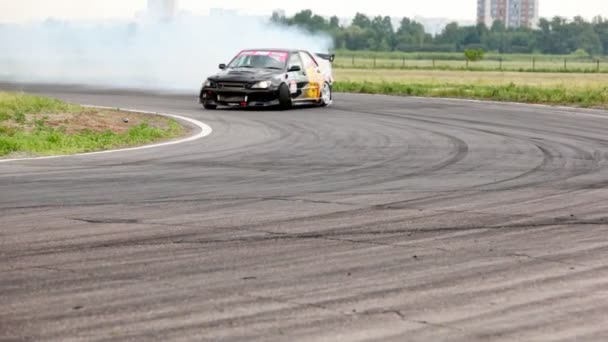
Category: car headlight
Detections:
[
  {"x1": 251, "y1": 80, "x2": 271, "y2": 89},
  {"x1": 203, "y1": 79, "x2": 216, "y2": 88}
]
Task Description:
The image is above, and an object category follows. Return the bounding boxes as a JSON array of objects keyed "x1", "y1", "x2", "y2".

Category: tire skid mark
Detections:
[{"x1": 338, "y1": 107, "x2": 606, "y2": 211}]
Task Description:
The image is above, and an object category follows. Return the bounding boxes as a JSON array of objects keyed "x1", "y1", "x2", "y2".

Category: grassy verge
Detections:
[
  {"x1": 334, "y1": 69, "x2": 608, "y2": 108},
  {"x1": 334, "y1": 68, "x2": 608, "y2": 88},
  {"x1": 334, "y1": 81, "x2": 608, "y2": 108},
  {"x1": 0, "y1": 92, "x2": 185, "y2": 158},
  {"x1": 333, "y1": 49, "x2": 608, "y2": 62},
  {"x1": 332, "y1": 50, "x2": 608, "y2": 73},
  {"x1": 333, "y1": 62, "x2": 608, "y2": 74}
]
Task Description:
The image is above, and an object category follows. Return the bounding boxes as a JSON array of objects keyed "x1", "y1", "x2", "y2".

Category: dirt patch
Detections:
[{"x1": 21, "y1": 109, "x2": 177, "y2": 134}]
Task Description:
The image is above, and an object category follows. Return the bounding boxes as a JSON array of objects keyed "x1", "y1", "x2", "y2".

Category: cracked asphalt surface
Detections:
[{"x1": 2, "y1": 84, "x2": 608, "y2": 341}]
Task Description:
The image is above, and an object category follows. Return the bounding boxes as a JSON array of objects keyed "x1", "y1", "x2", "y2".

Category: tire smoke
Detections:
[{"x1": 0, "y1": 14, "x2": 333, "y2": 92}]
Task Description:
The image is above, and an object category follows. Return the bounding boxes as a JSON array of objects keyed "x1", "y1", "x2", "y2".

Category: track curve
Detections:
[{"x1": 2, "y1": 84, "x2": 608, "y2": 341}]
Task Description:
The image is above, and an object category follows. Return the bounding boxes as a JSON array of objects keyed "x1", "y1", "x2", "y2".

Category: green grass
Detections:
[
  {"x1": 333, "y1": 49, "x2": 608, "y2": 62},
  {"x1": 334, "y1": 81, "x2": 608, "y2": 109},
  {"x1": 334, "y1": 68, "x2": 608, "y2": 88},
  {"x1": 0, "y1": 92, "x2": 184, "y2": 157},
  {"x1": 334, "y1": 58, "x2": 608, "y2": 73},
  {"x1": 333, "y1": 50, "x2": 608, "y2": 73},
  {"x1": 0, "y1": 92, "x2": 80, "y2": 121},
  {"x1": 0, "y1": 121, "x2": 182, "y2": 157}
]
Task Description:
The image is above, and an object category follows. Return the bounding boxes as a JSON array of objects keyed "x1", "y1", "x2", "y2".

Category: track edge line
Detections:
[{"x1": 0, "y1": 105, "x2": 213, "y2": 163}]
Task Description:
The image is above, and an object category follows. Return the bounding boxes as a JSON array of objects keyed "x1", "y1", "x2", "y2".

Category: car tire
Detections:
[
  {"x1": 203, "y1": 102, "x2": 217, "y2": 110},
  {"x1": 278, "y1": 83, "x2": 292, "y2": 110},
  {"x1": 319, "y1": 82, "x2": 332, "y2": 107}
]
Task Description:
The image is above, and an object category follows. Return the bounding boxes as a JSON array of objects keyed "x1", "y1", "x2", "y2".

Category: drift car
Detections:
[{"x1": 199, "y1": 49, "x2": 335, "y2": 110}]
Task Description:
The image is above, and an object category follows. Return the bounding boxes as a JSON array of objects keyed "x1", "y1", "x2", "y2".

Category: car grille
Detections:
[{"x1": 218, "y1": 82, "x2": 247, "y2": 90}]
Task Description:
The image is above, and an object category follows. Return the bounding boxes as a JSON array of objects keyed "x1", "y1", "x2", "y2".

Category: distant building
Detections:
[
  {"x1": 477, "y1": 0, "x2": 493, "y2": 27},
  {"x1": 147, "y1": 0, "x2": 178, "y2": 21},
  {"x1": 477, "y1": 0, "x2": 538, "y2": 29},
  {"x1": 514, "y1": 0, "x2": 539, "y2": 29},
  {"x1": 493, "y1": 0, "x2": 509, "y2": 25}
]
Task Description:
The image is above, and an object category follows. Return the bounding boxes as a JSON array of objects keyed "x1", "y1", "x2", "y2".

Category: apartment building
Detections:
[
  {"x1": 516, "y1": 0, "x2": 540, "y2": 28},
  {"x1": 477, "y1": 0, "x2": 493, "y2": 27},
  {"x1": 477, "y1": 0, "x2": 539, "y2": 29}
]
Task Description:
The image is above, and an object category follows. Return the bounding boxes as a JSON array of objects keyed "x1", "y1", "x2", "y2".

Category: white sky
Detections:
[{"x1": 1, "y1": 0, "x2": 607, "y2": 23}]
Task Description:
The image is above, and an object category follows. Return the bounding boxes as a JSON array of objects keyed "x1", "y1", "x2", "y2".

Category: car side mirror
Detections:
[
  {"x1": 219, "y1": 63, "x2": 226, "y2": 70},
  {"x1": 288, "y1": 65, "x2": 301, "y2": 72}
]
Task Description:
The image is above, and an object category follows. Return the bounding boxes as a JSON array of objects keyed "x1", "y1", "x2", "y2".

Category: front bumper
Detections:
[{"x1": 200, "y1": 87, "x2": 280, "y2": 107}]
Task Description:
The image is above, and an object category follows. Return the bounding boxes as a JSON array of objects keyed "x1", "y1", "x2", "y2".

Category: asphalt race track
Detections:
[{"x1": 2, "y1": 84, "x2": 608, "y2": 341}]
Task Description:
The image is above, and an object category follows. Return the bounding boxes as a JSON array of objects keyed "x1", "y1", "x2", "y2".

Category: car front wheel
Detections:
[
  {"x1": 278, "y1": 84, "x2": 292, "y2": 110},
  {"x1": 203, "y1": 102, "x2": 217, "y2": 110}
]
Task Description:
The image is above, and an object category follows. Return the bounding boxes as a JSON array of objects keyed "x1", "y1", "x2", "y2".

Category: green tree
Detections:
[
  {"x1": 344, "y1": 25, "x2": 371, "y2": 50},
  {"x1": 329, "y1": 16, "x2": 340, "y2": 29},
  {"x1": 352, "y1": 13, "x2": 372, "y2": 29},
  {"x1": 435, "y1": 22, "x2": 466, "y2": 49},
  {"x1": 369, "y1": 16, "x2": 395, "y2": 50},
  {"x1": 270, "y1": 11, "x2": 287, "y2": 25},
  {"x1": 593, "y1": 16, "x2": 608, "y2": 54},
  {"x1": 270, "y1": 8, "x2": 608, "y2": 55},
  {"x1": 511, "y1": 30, "x2": 535, "y2": 53},
  {"x1": 396, "y1": 18, "x2": 428, "y2": 50}
]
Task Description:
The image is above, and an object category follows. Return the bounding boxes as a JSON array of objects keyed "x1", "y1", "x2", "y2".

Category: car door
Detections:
[
  {"x1": 286, "y1": 52, "x2": 308, "y2": 100},
  {"x1": 299, "y1": 51, "x2": 323, "y2": 100}
]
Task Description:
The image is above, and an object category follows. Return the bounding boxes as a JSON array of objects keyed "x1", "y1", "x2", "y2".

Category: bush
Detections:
[
  {"x1": 464, "y1": 48, "x2": 485, "y2": 62},
  {"x1": 572, "y1": 48, "x2": 590, "y2": 58}
]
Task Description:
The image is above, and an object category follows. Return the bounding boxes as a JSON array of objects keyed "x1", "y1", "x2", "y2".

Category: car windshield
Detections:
[{"x1": 228, "y1": 50, "x2": 288, "y2": 69}]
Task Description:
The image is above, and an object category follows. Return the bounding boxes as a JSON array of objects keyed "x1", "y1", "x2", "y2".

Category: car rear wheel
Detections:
[
  {"x1": 278, "y1": 84, "x2": 292, "y2": 110},
  {"x1": 319, "y1": 82, "x2": 332, "y2": 107}
]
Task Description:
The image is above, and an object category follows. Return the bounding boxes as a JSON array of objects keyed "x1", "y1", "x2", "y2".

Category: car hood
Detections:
[{"x1": 208, "y1": 68, "x2": 283, "y2": 83}]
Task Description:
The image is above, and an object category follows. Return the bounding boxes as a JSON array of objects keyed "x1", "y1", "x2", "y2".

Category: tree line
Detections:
[{"x1": 271, "y1": 10, "x2": 608, "y2": 56}]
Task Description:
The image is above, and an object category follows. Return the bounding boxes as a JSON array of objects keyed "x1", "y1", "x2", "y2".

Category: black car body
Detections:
[{"x1": 199, "y1": 49, "x2": 335, "y2": 110}]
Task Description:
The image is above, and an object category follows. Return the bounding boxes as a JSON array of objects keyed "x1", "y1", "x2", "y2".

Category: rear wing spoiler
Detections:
[{"x1": 315, "y1": 53, "x2": 335, "y2": 63}]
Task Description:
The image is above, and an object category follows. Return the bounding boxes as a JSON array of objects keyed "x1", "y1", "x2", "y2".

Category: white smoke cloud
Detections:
[{"x1": 0, "y1": 14, "x2": 333, "y2": 92}]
